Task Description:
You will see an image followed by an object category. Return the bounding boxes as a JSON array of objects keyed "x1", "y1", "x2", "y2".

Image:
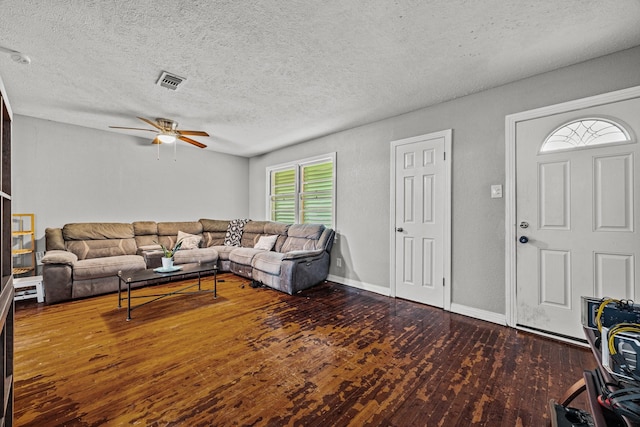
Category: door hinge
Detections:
[
  {"x1": 444, "y1": 152, "x2": 446, "y2": 161},
  {"x1": 443, "y1": 277, "x2": 445, "y2": 287}
]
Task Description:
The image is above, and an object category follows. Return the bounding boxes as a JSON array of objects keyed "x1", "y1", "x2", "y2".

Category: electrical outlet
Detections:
[{"x1": 336, "y1": 257, "x2": 342, "y2": 268}]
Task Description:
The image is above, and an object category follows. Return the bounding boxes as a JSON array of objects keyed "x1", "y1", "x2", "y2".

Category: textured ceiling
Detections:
[{"x1": 1, "y1": 1, "x2": 640, "y2": 157}]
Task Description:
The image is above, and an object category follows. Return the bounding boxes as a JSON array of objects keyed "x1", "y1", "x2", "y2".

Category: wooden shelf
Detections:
[
  {"x1": 12, "y1": 267, "x2": 33, "y2": 275},
  {"x1": 11, "y1": 231, "x2": 31, "y2": 236},
  {"x1": 12, "y1": 213, "x2": 35, "y2": 277},
  {"x1": 12, "y1": 249, "x2": 31, "y2": 255},
  {"x1": 1, "y1": 72, "x2": 15, "y2": 424}
]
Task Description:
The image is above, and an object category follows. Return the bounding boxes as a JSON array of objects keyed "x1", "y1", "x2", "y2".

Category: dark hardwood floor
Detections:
[{"x1": 13, "y1": 273, "x2": 594, "y2": 426}]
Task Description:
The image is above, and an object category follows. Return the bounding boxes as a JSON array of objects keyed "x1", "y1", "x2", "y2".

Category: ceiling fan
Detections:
[{"x1": 109, "y1": 117, "x2": 209, "y2": 148}]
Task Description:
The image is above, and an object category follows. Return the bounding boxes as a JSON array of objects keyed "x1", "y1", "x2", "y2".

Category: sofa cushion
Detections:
[
  {"x1": 173, "y1": 247, "x2": 218, "y2": 265},
  {"x1": 63, "y1": 223, "x2": 134, "y2": 240},
  {"x1": 156, "y1": 222, "x2": 203, "y2": 250},
  {"x1": 135, "y1": 234, "x2": 159, "y2": 248},
  {"x1": 264, "y1": 222, "x2": 290, "y2": 252},
  {"x1": 158, "y1": 221, "x2": 203, "y2": 236},
  {"x1": 211, "y1": 245, "x2": 235, "y2": 261},
  {"x1": 264, "y1": 222, "x2": 289, "y2": 235},
  {"x1": 229, "y1": 248, "x2": 264, "y2": 265},
  {"x1": 229, "y1": 247, "x2": 265, "y2": 266},
  {"x1": 243, "y1": 221, "x2": 267, "y2": 234},
  {"x1": 66, "y1": 238, "x2": 138, "y2": 260},
  {"x1": 177, "y1": 230, "x2": 202, "y2": 250},
  {"x1": 133, "y1": 221, "x2": 159, "y2": 248},
  {"x1": 199, "y1": 219, "x2": 230, "y2": 232},
  {"x1": 252, "y1": 251, "x2": 285, "y2": 275},
  {"x1": 281, "y1": 224, "x2": 325, "y2": 252},
  {"x1": 72, "y1": 255, "x2": 146, "y2": 281},
  {"x1": 254, "y1": 235, "x2": 278, "y2": 251},
  {"x1": 241, "y1": 221, "x2": 270, "y2": 247},
  {"x1": 61, "y1": 223, "x2": 138, "y2": 260},
  {"x1": 287, "y1": 223, "x2": 325, "y2": 239},
  {"x1": 199, "y1": 219, "x2": 230, "y2": 247},
  {"x1": 132, "y1": 221, "x2": 158, "y2": 236}
]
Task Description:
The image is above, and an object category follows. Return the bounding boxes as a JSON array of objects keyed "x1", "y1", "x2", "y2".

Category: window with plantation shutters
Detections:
[
  {"x1": 267, "y1": 153, "x2": 336, "y2": 228},
  {"x1": 300, "y1": 160, "x2": 333, "y2": 225},
  {"x1": 270, "y1": 168, "x2": 296, "y2": 224}
]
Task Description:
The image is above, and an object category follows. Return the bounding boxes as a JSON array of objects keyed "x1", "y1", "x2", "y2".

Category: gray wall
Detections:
[
  {"x1": 248, "y1": 46, "x2": 640, "y2": 315},
  {"x1": 12, "y1": 116, "x2": 249, "y2": 250},
  {"x1": 11, "y1": 46, "x2": 640, "y2": 316}
]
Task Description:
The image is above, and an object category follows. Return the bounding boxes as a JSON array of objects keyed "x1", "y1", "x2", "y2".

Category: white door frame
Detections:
[
  {"x1": 390, "y1": 129, "x2": 452, "y2": 310},
  {"x1": 505, "y1": 85, "x2": 640, "y2": 330}
]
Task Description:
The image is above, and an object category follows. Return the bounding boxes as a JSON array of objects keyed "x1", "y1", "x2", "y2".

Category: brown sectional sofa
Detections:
[{"x1": 42, "y1": 219, "x2": 335, "y2": 304}]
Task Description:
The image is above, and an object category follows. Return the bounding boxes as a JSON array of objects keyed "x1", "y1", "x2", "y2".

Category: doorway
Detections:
[
  {"x1": 390, "y1": 130, "x2": 452, "y2": 309},
  {"x1": 506, "y1": 86, "x2": 640, "y2": 340}
]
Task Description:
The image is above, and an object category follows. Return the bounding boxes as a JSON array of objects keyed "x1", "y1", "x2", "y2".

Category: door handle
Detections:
[
  {"x1": 519, "y1": 236, "x2": 529, "y2": 244},
  {"x1": 396, "y1": 227, "x2": 404, "y2": 232}
]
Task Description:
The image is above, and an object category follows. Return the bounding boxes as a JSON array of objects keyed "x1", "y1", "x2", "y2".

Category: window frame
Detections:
[{"x1": 266, "y1": 152, "x2": 336, "y2": 228}]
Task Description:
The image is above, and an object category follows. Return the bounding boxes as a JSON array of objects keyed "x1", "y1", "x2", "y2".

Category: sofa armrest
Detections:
[
  {"x1": 41, "y1": 250, "x2": 77, "y2": 304},
  {"x1": 41, "y1": 250, "x2": 78, "y2": 266},
  {"x1": 278, "y1": 250, "x2": 331, "y2": 295},
  {"x1": 42, "y1": 263, "x2": 73, "y2": 304},
  {"x1": 282, "y1": 249, "x2": 325, "y2": 261}
]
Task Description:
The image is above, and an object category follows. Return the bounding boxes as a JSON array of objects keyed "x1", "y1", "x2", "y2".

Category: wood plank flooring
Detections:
[{"x1": 13, "y1": 274, "x2": 595, "y2": 426}]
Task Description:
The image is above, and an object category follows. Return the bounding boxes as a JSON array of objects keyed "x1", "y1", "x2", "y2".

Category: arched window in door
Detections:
[{"x1": 540, "y1": 118, "x2": 633, "y2": 153}]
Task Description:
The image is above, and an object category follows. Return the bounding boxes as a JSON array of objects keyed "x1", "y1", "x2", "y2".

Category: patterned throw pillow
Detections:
[
  {"x1": 177, "y1": 230, "x2": 202, "y2": 250},
  {"x1": 224, "y1": 219, "x2": 250, "y2": 246}
]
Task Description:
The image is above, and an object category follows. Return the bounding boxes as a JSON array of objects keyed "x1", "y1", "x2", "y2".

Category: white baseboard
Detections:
[
  {"x1": 326, "y1": 274, "x2": 391, "y2": 296},
  {"x1": 450, "y1": 303, "x2": 507, "y2": 326},
  {"x1": 327, "y1": 276, "x2": 507, "y2": 326},
  {"x1": 515, "y1": 325, "x2": 588, "y2": 348}
]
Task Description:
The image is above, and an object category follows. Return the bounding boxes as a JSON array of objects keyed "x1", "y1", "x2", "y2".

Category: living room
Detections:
[{"x1": 2, "y1": 1, "x2": 640, "y2": 425}]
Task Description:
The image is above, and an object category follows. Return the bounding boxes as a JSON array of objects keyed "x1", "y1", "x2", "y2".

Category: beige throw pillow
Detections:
[
  {"x1": 177, "y1": 230, "x2": 202, "y2": 250},
  {"x1": 254, "y1": 235, "x2": 278, "y2": 251}
]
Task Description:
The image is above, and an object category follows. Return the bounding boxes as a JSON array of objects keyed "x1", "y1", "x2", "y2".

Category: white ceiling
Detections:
[{"x1": 1, "y1": 1, "x2": 639, "y2": 157}]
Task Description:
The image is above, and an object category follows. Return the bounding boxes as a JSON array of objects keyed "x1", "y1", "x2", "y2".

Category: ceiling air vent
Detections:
[{"x1": 156, "y1": 71, "x2": 185, "y2": 91}]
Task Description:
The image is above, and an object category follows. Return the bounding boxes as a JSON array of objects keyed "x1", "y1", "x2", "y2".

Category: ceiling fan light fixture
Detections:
[
  {"x1": 157, "y1": 134, "x2": 176, "y2": 143},
  {"x1": 109, "y1": 116, "x2": 208, "y2": 150}
]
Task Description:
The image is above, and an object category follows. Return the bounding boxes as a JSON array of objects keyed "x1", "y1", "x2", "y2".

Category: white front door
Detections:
[
  {"x1": 515, "y1": 97, "x2": 640, "y2": 339},
  {"x1": 391, "y1": 130, "x2": 451, "y2": 308}
]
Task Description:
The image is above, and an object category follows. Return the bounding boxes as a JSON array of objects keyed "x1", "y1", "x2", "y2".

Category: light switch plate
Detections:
[{"x1": 491, "y1": 184, "x2": 503, "y2": 199}]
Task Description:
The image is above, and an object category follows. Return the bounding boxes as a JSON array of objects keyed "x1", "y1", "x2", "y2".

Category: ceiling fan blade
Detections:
[
  {"x1": 109, "y1": 126, "x2": 156, "y2": 132},
  {"x1": 152, "y1": 136, "x2": 162, "y2": 145},
  {"x1": 178, "y1": 135, "x2": 207, "y2": 149},
  {"x1": 137, "y1": 117, "x2": 162, "y2": 130},
  {"x1": 177, "y1": 130, "x2": 210, "y2": 137}
]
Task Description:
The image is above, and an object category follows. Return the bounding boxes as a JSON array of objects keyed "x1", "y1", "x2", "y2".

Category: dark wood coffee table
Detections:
[{"x1": 117, "y1": 261, "x2": 218, "y2": 320}]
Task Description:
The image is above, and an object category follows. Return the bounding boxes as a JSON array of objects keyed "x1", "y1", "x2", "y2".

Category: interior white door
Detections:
[
  {"x1": 393, "y1": 133, "x2": 447, "y2": 307},
  {"x1": 516, "y1": 97, "x2": 640, "y2": 339}
]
